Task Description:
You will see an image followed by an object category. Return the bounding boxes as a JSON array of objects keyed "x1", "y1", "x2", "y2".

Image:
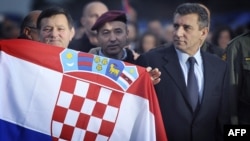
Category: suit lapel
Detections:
[
  {"x1": 200, "y1": 52, "x2": 217, "y2": 104},
  {"x1": 162, "y1": 46, "x2": 192, "y2": 109}
]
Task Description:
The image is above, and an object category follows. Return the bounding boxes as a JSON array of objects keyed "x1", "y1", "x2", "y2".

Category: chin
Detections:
[{"x1": 50, "y1": 42, "x2": 63, "y2": 47}]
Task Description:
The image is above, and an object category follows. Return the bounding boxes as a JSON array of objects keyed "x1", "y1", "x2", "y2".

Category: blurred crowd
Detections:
[
  {"x1": 1, "y1": 1, "x2": 250, "y2": 140},
  {"x1": 1, "y1": 1, "x2": 250, "y2": 57}
]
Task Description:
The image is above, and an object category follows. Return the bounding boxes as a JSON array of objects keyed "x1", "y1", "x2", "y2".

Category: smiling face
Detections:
[
  {"x1": 173, "y1": 13, "x2": 208, "y2": 55},
  {"x1": 97, "y1": 21, "x2": 128, "y2": 59},
  {"x1": 39, "y1": 14, "x2": 75, "y2": 48}
]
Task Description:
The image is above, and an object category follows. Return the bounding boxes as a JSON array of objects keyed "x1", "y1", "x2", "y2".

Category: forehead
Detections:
[
  {"x1": 99, "y1": 21, "x2": 126, "y2": 31},
  {"x1": 40, "y1": 14, "x2": 69, "y2": 26},
  {"x1": 173, "y1": 13, "x2": 199, "y2": 26},
  {"x1": 84, "y1": 3, "x2": 108, "y2": 16}
]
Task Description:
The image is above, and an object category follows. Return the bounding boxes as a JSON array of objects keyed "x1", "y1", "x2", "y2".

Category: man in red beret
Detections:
[
  {"x1": 90, "y1": 10, "x2": 161, "y2": 85},
  {"x1": 89, "y1": 10, "x2": 135, "y2": 63}
]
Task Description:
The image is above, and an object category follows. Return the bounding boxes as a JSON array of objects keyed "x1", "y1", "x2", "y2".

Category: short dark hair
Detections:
[
  {"x1": 37, "y1": 7, "x2": 74, "y2": 29},
  {"x1": 174, "y1": 3, "x2": 209, "y2": 29}
]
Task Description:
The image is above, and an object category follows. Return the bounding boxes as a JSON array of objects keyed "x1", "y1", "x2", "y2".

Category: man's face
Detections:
[
  {"x1": 82, "y1": 3, "x2": 108, "y2": 35},
  {"x1": 97, "y1": 21, "x2": 128, "y2": 58},
  {"x1": 173, "y1": 13, "x2": 208, "y2": 55},
  {"x1": 39, "y1": 14, "x2": 74, "y2": 48}
]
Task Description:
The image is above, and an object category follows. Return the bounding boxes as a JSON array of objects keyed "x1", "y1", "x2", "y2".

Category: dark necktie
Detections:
[{"x1": 187, "y1": 57, "x2": 199, "y2": 112}]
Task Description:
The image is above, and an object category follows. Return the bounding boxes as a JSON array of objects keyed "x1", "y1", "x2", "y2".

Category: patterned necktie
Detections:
[{"x1": 187, "y1": 57, "x2": 199, "y2": 112}]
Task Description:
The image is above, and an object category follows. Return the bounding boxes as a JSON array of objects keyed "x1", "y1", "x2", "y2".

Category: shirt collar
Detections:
[
  {"x1": 175, "y1": 48, "x2": 202, "y2": 66},
  {"x1": 98, "y1": 48, "x2": 127, "y2": 60}
]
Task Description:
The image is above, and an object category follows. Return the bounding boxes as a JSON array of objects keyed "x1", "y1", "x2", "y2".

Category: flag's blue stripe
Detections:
[
  {"x1": 78, "y1": 66, "x2": 92, "y2": 71},
  {"x1": 0, "y1": 119, "x2": 52, "y2": 141}
]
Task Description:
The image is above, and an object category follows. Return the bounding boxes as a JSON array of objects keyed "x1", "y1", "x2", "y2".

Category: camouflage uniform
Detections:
[{"x1": 226, "y1": 31, "x2": 250, "y2": 124}]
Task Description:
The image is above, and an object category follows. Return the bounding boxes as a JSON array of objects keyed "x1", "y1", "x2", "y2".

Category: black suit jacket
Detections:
[
  {"x1": 136, "y1": 45, "x2": 230, "y2": 141},
  {"x1": 68, "y1": 34, "x2": 97, "y2": 52}
]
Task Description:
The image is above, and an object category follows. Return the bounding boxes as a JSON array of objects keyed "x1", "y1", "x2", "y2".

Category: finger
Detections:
[
  {"x1": 146, "y1": 66, "x2": 152, "y2": 72},
  {"x1": 153, "y1": 78, "x2": 161, "y2": 85}
]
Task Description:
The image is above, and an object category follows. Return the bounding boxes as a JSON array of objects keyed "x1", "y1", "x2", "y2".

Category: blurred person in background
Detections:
[
  {"x1": 211, "y1": 25, "x2": 235, "y2": 54},
  {"x1": 126, "y1": 21, "x2": 139, "y2": 50},
  {"x1": 135, "y1": 31, "x2": 160, "y2": 54},
  {"x1": 147, "y1": 19, "x2": 165, "y2": 44},
  {"x1": 0, "y1": 14, "x2": 21, "y2": 39},
  {"x1": 36, "y1": 6, "x2": 75, "y2": 48},
  {"x1": 18, "y1": 10, "x2": 41, "y2": 41},
  {"x1": 68, "y1": 1, "x2": 108, "y2": 52},
  {"x1": 163, "y1": 23, "x2": 174, "y2": 46}
]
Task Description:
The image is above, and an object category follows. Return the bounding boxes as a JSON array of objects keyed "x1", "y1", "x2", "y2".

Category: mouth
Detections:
[
  {"x1": 174, "y1": 40, "x2": 185, "y2": 44},
  {"x1": 107, "y1": 44, "x2": 119, "y2": 49},
  {"x1": 46, "y1": 39, "x2": 60, "y2": 44}
]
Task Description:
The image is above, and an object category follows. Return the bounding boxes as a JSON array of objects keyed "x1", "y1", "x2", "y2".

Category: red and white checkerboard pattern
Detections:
[{"x1": 51, "y1": 75, "x2": 124, "y2": 141}]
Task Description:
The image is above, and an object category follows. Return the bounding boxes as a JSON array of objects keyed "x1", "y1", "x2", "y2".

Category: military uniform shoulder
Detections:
[{"x1": 228, "y1": 31, "x2": 250, "y2": 45}]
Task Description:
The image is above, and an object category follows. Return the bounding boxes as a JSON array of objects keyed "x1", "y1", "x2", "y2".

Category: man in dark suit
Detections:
[{"x1": 136, "y1": 3, "x2": 230, "y2": 141}]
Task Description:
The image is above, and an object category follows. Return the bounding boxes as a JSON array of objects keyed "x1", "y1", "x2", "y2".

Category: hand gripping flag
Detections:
[{"x1": 0, "y1": 39, "x2": 167, "y2": 141}]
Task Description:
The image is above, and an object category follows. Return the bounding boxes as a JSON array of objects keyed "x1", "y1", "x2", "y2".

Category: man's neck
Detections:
[{"x1": 99, "y1": 48, "x2": 127, "y2": 60}]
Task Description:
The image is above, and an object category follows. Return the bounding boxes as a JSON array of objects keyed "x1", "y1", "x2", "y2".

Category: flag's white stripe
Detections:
[
  {"x1": 109, "y1": 93, "x2": 156, "y2": 141},
  {"x1": 122, "y1": 70, "x2": 136, "y2": 82},
  {"x1": 0, "y1": 51, "x2": 158, "y2": 141},
  {"x1": 0, "y1": 52, "x2": 63, "y2": 135}
]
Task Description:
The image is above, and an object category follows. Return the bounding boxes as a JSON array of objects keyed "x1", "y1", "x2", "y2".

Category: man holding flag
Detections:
[{"x1": 0, "y1": 6, "x2": 167, "y2": 141}]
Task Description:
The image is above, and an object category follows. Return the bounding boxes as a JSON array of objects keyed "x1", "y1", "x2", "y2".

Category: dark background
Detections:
[{"x1": 32, "y1": 0, "x2": 250, "y2": 32}]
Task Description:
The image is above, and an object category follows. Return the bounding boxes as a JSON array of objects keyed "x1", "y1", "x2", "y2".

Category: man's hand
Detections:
[{"x1": 146, "y1": 67, "x2": 161, "y2": 85}]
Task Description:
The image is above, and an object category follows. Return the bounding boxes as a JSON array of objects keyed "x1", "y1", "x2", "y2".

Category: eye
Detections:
[
  {"x1": 43, "y1": 27, "x2": 52, "y2": 32},
  {"x1": 173, "y1": 24, "x2": 179, "y2": 30},
  {"x1": 183, "y1": 25, "x2": 192, "y2": 31},
  {"x1": 114, "y1": 29, "x2": 123, "y2": 34},
  {"x1": 101, "y1": 30, "x2": 110, "y2": 36},
  {"x1": 58, "y1": 28, "x2": 65, "y2": 31}
]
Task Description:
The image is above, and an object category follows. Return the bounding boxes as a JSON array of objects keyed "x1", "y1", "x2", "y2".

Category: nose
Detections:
[
  {"x1": 175, "y1": 27, "x2": 184, "y2": 37},
  {"x1": 51, "y1": 29, "x2": 58, "y2": 37},
  {"x1": 109, "y1": 32, "x2": 116, "y2": 42}
]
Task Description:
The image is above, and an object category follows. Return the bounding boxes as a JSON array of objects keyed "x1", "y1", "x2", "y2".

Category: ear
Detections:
[
  {"x1": 24, "y1": 27, "x2": 32, "y2": 39},
  {"x1": 70, "y1": 27, "x2": 75, "y2": 41},
  {"x1": 200, "y1": 27, "x2": 208, "y2": 40}
]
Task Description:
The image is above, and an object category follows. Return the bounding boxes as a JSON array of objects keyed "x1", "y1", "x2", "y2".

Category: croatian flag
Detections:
[{"x1": 0, "y1": 39, "x2": 167, "y2": 141}]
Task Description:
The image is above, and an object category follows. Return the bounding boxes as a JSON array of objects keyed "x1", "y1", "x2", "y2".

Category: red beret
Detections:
[{"x1": 91, "y1": 10, "x2": 127, "y2": 31}]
